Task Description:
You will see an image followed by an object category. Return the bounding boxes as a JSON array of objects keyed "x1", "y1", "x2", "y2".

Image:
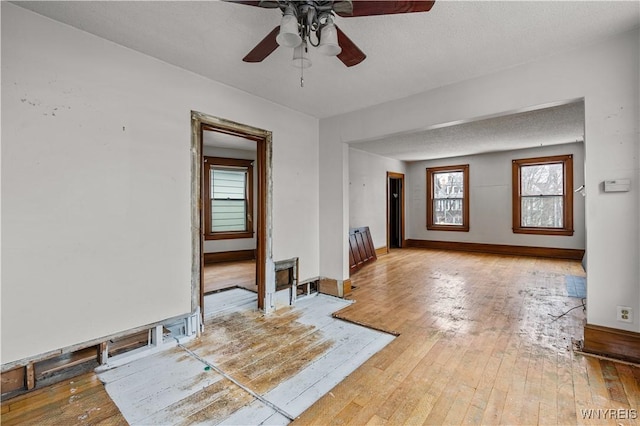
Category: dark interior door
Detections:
[{"x1": 389, "y1": 178, "x2": 402, "y2": 248}]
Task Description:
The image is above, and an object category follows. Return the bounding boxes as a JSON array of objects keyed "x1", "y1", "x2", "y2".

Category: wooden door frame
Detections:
[
  {"x1": 386, "y1": 172, "x2": 405, "y2": 250},
  {"x1": 191, "y1": 111, "x2": 272, "y2": 315}
]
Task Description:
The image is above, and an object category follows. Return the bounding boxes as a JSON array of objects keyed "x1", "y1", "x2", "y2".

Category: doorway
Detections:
[
  {"x1": 387, "y1": 172, "x2": 405, "y2": 249},
  {"x1": 201, "y1": 131, "x2": 257, "y2": 296},
  {"x1": 191, "y1": 111, "x2": 272, "y2": 315}
]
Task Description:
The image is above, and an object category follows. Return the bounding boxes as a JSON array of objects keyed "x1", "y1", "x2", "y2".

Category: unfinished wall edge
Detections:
[{"x1": 1, "y1": 310, "x2": 199, "y2": 373}]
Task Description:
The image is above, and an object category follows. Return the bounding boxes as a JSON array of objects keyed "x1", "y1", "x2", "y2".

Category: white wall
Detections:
[
  {"x1": 349, "y1": 148, "x2": 406, "y2": 249},
  {"x1": 319, "y1": 123, "x2": 349, "y2": 281},
  {"x1": 1, "y1": 3, "x2": 319, "y2": 364},
  {"x1": 406, "y1": 142, "x2": 585, "y2": 248},
  {"x1": 320, "y1": 28, "x2": 639, "y2": 333},
  {"x1": 202, "y1": 146, "x2": 257, "y2": 254}
]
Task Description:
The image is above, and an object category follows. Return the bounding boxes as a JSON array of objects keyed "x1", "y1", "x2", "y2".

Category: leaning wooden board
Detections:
[{"x1": 349, "y1": 226, "x2": 377, "y2": 273}]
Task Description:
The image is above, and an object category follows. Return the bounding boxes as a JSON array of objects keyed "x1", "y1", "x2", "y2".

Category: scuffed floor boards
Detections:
[
  {"x1": 97, "y1": 290, "x2": 394, "y2": 425},
  {"x1": 203, "y1": 287, "x2": 257, "y2": 319}
]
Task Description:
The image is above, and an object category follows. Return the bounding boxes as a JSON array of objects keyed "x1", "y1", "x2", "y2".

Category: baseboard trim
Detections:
[
  {"x1": 582, "y1": 324, "x2": 640, "y2": 364},
  {"x1": 204, "y1": 249, "x2": 256, "y2": 264},
  {"x1": 405, "y1": 239, "x2": 584, "y2": 260},
  {"x1": 375, "y1": 246, "x2": 389, "y2": 257}
]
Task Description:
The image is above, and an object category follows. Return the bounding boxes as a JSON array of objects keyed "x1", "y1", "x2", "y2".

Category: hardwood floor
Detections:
[
  {"x1": 3, "y1": 249, "x2": 638, "y2": 425},
  {"x1": 96, "y1": 292, "x2": 393, "y2": 425},
  {"x1": 0, "y1": 372, "x2": 126, "y2": 425},
  {"x1": 294, "y1": 248, "x2": 639, "y2": 425},
  {"x1": 203, "y1": 260, "x2": 256, "y2": 294}
]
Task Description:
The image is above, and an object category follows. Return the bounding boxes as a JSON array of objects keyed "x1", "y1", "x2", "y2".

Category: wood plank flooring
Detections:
[
  {"x1": 3, "y1": 249, "x2": 638, "y2": 425},
  {"x1": 96, "y1": 291, "x2": 393, "y2": 425},
  {"x1": 0, "y1": 372, "x2": 126, "y2": 426},
  {"x1": 203, "y1": 287, "x2": 258, "y2": 319},
  {"x1": 203, "y1": 260, "x2": 256, "y2": 294},
  {"x1": 294, "y1": 248, "x2": 640, "y2": 425}
]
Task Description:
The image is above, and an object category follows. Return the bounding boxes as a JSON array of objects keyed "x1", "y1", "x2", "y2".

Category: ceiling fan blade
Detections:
[
  {"x1": 336, "y1": 1, "x2": 435, "y2": 17},
  {"x1": 336, "y1": 26, "x2": 366, "y2": 67},
  {"x1": 243, "y1": 26, "x2": 280, "y2": 62}
]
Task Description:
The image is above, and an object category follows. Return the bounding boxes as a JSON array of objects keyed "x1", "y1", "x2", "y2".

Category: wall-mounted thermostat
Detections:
[{"x1": 603, "y1": 179, "x2": 630, "y2": 192}]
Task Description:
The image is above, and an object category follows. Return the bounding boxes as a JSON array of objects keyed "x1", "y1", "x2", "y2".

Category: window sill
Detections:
[
  {"x1": 512, "y1": 228, "x2": 574, "y2": 236},
  {"x1": 427, "y1": 225, "x2": 469, "y2": 232},
  {"x1": 205, "y1": 231, "x2": 254, "y2": 240}
]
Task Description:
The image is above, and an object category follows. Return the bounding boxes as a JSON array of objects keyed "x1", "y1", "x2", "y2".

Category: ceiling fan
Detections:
[{"x1": 226, "y1": 1, "x2": 435, "y2": 68}]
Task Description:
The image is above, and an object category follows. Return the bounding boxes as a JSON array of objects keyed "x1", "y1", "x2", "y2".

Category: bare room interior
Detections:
[
  {"x1": 201, "y1": 129, "x2": 259, "y2": 296},
  {"x1": 1, "y1": 1, "x2": 639, "y2": 425}
]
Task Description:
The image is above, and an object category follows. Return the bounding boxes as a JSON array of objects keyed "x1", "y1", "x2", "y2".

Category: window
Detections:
[
  {"x1": 204, "y1": 156, "x2": 253, "y2": 240},
  {"x1": 512, "y1": 154, "x2": 573, "y2": 236},
  {"x1": 426, "y1": 164, "x2": 469, "y2": 231}
]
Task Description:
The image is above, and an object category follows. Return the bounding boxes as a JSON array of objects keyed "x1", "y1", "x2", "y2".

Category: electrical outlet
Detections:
[{"x1": 617, "y1": 306, "x2": 633, "y2": 323}]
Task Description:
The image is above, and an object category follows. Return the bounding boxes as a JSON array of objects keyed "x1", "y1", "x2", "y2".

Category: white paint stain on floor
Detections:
[{"x1": 98, "y1": 290, "x2": 395, "y2": 425}]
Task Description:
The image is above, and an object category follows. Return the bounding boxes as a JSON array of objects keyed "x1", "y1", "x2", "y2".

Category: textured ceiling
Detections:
[
  {"x1": 349, "y1": 100, "x2": 585, "y2": 161},
  {"x1": 13, "y1": 1, "x2": 640, "y2": 120},
  {"x1": 11, "y1": 1, "x2": 636, "y2": 161}
]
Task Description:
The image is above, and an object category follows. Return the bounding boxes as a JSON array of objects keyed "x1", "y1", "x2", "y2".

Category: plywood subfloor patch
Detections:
[{"x1": 98, "y1": 292, "x2": 394, "y2": 425}]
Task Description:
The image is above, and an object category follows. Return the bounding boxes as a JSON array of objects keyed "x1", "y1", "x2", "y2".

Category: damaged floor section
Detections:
[{"x1": 97, "y1": 290, "x2": 395, "y2": 425}]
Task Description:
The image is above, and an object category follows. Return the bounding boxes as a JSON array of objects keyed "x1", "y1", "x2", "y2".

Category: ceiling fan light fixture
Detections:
[
  {"x1": 318, "y1": 20, "x2": 341, "y2": 56},
  {"x1": 292, "y1": 41, "x2": 312, "y2": 68},
  {"x1": 331, "y1": 0, "x2": 353, "y2": 16},
  {"x1": 234, "y1": 0, "x2": 434, "y2": 68},
  {"x1": 276, "y1": 6, "x2": 302, "y2": 48}
]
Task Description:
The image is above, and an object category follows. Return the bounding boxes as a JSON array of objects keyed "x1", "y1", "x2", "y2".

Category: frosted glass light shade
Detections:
[
  {"x1": 292, "y1": 42, "x2": 312, "y2": 68},
  {"x1": 276, "y1": 14, "x2": 301, "y2": 48},
  {"x1": 318, "y1": 22, "x2": 341, "y2": 56}
]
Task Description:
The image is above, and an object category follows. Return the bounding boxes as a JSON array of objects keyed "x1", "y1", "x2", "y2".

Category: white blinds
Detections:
[{"x1": 211, "y1": 169, "x2": 247, "y2": 232}]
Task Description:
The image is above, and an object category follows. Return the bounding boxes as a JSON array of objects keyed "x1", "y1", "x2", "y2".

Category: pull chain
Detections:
[{"x1": 300, "y1": 45, "x2": 305, "y2": 87}]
